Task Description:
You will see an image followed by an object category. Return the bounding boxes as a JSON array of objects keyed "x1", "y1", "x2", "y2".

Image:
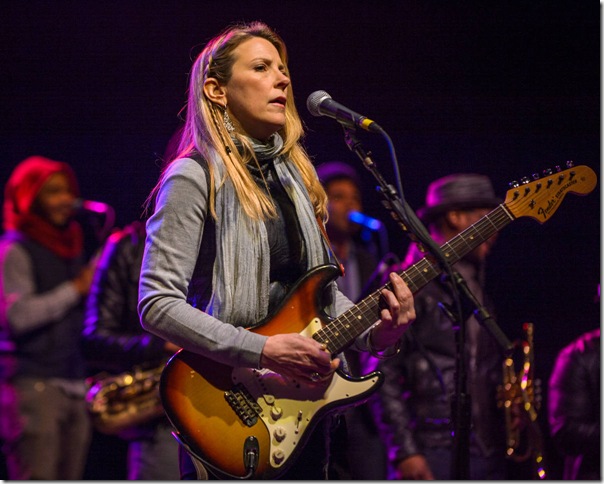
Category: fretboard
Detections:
[{"x1": 314, "y1": 204, "x2": 514, "y2": 354}]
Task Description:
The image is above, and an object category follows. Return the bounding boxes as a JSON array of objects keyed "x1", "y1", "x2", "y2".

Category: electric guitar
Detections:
[{"x1": 160, "y1": 164, "x2": 596, "y2": 479}]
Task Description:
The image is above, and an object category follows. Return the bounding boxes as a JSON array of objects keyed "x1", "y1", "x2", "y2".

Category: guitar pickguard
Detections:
[{"x1": 231, "y1": 363, "x2": 380, "y2": 468}]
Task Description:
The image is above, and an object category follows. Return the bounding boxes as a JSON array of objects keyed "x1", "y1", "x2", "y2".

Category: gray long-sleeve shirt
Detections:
[{"x1": 137, "y1": 158, "x2": 362, "y2": 371}]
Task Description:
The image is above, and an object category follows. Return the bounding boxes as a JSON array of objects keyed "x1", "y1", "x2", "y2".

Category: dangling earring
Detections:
[{"x1": 222, "y1": 104, "x2": 235, "y2": 133}]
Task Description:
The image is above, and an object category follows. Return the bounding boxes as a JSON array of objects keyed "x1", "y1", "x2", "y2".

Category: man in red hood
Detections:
[{"x1": 0, "y1": 155, "x2": 95, "y2": 479}]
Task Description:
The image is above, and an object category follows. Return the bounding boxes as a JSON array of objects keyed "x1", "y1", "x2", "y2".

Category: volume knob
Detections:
[
  {"x1": 270, "y1": 405, "x2": 283, "y2": 420},
  {"x1": 273, "y1": 449, "x2": 285, "y2": 464},
  {"x1": 274, "y1": 426, "x2": 287, "y2": 442}
]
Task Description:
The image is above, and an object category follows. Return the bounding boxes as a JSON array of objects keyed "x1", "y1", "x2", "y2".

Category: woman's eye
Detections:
[{"x1": 254, "y1": 64, "x2": 267, "y2": 71}]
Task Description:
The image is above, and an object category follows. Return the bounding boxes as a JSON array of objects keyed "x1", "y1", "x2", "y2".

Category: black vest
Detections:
[{"x1": 9, "y1": 234, "x2": 86, "y2": 379}]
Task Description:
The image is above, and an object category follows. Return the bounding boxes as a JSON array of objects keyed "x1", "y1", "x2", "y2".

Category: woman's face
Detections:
[
  {"x1": 224, "y1": 37, "x2": 290, "y2": 141},
  {"x1": 34, "y1": 172, "x2": 76, "y2": 227}
]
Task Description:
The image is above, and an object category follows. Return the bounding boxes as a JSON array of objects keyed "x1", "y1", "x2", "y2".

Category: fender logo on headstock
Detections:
[
  {"x1": 537, "y1": 178, "x2": 578, "y2": 220},
  {"x1": 537, "y1": 199, "x2": 557, "y2": 220},
  {"x1": 505, "y1": 166, "x2": 596, "y2": 224}
]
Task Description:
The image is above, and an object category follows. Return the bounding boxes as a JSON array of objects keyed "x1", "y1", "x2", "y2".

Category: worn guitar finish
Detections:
[{"x1": 160, "y1": 165, "x2": 596, "y2": 479}]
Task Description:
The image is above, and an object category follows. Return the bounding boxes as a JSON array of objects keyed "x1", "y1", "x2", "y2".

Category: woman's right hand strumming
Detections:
[{"x1": 260, "y1": 333, "x2": 339, "y2": 384}]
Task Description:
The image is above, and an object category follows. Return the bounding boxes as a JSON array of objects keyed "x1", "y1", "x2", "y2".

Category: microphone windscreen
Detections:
[
  {"x1": 306, "y1": 90, "x2": 331, "y2": 117},
  {"x1": 72, "y1": 199, "x2": 111, "y2": 214}
]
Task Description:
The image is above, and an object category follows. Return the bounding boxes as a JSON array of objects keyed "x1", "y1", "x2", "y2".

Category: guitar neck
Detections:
[{"x1": 317, "y1": 204, "x2": 515, "y2": 354}]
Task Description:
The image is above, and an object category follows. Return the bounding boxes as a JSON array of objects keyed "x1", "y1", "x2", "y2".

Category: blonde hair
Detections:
[{"x1": 150, "y1": 21, "x2": 327, "y2": 222}]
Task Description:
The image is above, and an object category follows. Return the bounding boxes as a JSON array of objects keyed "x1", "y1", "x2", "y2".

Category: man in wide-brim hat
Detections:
[
  {"x1": 412, "y1": 173, "x2": 502, "y2": 267},
  {"x1": 376, "y1": 173, "x2": 509, "y2": 480}
]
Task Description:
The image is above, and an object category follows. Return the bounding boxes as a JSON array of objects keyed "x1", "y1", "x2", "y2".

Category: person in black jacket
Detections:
[
  {"x1": 0, "y1": 155, "x2": 96, "y2": 479},
  {"x1": 82, "y1": 221, "x2": 181, "y2": 480},
  {"x1": 375, "y1": 173, "x2": 508, "y2": 480},
  {"x1": 548, "y1": 327, "x2": 600, "y2": 480}
]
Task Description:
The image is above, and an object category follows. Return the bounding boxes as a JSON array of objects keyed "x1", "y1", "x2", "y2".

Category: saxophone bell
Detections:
[{"x1": 85, "y1": 362, "x2": 166, "y2": 437}]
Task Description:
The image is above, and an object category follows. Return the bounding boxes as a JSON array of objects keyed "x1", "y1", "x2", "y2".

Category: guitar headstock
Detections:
[{"x1": 504, "y1": 164, "x2": 597, "y2": 223}]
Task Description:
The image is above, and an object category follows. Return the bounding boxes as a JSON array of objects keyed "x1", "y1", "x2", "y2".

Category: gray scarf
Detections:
[{"x1": 206, "y1": 133, "x2": 332, "y2": 326}]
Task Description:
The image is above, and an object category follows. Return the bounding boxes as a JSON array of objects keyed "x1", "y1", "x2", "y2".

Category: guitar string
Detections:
[
  {"x1": 318, "y1": 207, "x2": 515, "y2": 350},
  {"x1": 316, "y1": 205, "x2": 517, "y2": 352},
  {"x1": 315, "y1": 167, "x2": 584, "y2": 353},
  {"x1": 319, "y1": 167, "x2": 583, "y2": 350},
  {"x1": 313, "y1": 167, "x2": 592, "y2": 353}
]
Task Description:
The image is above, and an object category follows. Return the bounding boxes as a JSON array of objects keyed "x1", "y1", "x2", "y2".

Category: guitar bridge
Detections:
[{"x1": 224, "y1": 383, "x2": 262, "y2": 427}]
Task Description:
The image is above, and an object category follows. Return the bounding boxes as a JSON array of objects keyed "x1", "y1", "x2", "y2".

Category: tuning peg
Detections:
[
  {"x1": 532, "y1": 173, "x2": 540, "y2": 180},
  {"x1": 521, "y1": 176, "x2": 530, "y2": 185},
  {"x1": 566, "y1": 160, "x2": 574, "y2": 168},
  {"x1": 509, "y1": 180, "x2": 519, "y2": 188},
  {"x1": 543, "y1": 168, "x2": 553, "y2": 176},
  {"x1": 555, "y1": 165, "x2": 562, "y2": 172}
]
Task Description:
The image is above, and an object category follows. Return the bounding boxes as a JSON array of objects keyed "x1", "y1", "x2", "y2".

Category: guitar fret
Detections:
[
  {"x1": 319, "y1": 201, "x2": 540, "y2": 354},
  {"x1": 335, "y1": 311, "x2": 358, "y2": 342},
  {"x1": 317, "y1": 306, "x2": 365, "y2": 351},
  {"x1": 405, "y1": 258, "x2": 440, "y2": 294},
  {"x1": 441, "y1": 242, "x2": 461, "y2": 262},
  {"x1": 446, "y1": 209, "x2": 508, "y2": 258},
  {"x1": 321, "y1": 205, "x2": 520, "y2": 355},
  {"x1": 316, "y1": 326, "x2": 335, "y2": 347}
]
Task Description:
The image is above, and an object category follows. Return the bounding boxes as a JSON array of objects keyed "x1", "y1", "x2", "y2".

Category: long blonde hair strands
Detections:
[{"x1": 150, "y1": 21, "x2": 328, "y2": 223}]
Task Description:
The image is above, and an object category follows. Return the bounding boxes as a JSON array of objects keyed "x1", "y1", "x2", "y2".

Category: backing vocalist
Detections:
[{"x1": 0, "y1": 155, "x2": 99, "y2": 479}]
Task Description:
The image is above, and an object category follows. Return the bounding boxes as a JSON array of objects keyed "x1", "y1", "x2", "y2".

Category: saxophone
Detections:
[
  {"x1": 85, "y1": 363, "x2": 166, "y2": 436},
  {"x1": 497, "y1": 322, "x2": 547, "y2": 479}
]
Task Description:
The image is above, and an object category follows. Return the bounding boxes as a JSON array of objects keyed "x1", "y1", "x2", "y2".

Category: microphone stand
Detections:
[
  {"x1": 440, "y1": 272, "x2": 514, "y2": 356},
  {"x1": 340, "y1": 125, "x2": 475, "y2": 479},
  {"x1": 438, "y1": 271, "x2": 513, "y2": 480}
]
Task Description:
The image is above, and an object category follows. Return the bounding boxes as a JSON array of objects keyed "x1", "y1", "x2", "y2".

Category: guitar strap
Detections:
[{"x1": 316, "y1": 216, "x2": 345, "y2": 277}]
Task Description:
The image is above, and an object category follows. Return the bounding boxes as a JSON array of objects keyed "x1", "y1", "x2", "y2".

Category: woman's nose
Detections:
[{"x1": 276, "y1": 71, "x2": 290, "y2": 88}]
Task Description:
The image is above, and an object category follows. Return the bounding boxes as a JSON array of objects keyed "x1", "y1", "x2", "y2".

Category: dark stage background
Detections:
[{"x1": 1, "y1": 1, "x2": 600, "y2": 480}]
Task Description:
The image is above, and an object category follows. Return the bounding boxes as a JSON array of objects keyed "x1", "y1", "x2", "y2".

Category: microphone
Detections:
[
  {"x1": 349, "y1": 211, "x2": 390, "y2": 256},
  {"x1": 306, "y1": 90, "x2": 382, "y2": 133},
  {"x1": 72, "y1": 198, "x2": 116, "y2": 242},
  {"x1": 349, "y1": 211, "x2": 383, "y2": 231},
  {"x1": 73, "y1": 199, "x2": 112, "y2": 214}
]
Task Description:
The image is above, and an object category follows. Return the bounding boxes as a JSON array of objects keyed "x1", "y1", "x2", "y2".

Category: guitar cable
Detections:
[{"x1": 172, "y1": 431, "x2": 260, "y2": 479}]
